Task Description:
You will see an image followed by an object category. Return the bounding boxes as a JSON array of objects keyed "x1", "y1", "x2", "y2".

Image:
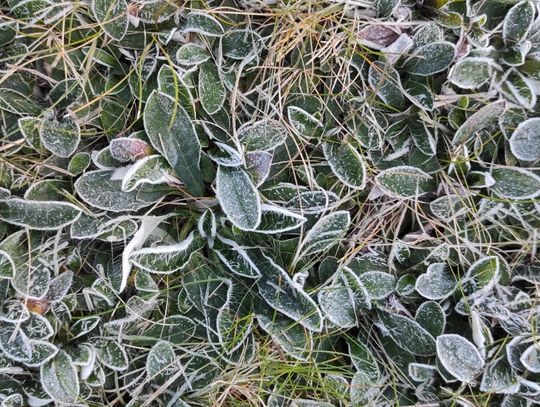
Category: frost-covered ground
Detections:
[{"x1": 0, "y1": 0, "x2": 539, "y2": 406}]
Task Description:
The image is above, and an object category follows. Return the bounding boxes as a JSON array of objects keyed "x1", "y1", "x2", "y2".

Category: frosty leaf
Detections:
[
  {"x1": 135, "y1": 271, "x2": 158, "y2": 293},
  {"x1": 452, "y1": 100, "x2": 506, "y2": 145},
  {"x1": 503, "y1": 1, "x2": 535, "y2": 44},
  {"x1": 375, "y1": 0, "x2": 400, "y2": 17},
  {"x1": 221, "y1": 29, "x2": 263, "y2": 60},
  {"x1": 350, "y1": 371, "x2": 383, "y2": 405},
  {"x1": 415, "y1": 263, "x2": 457, "y2": 300},
  {"x1": 143, "y1": 90, "x2": 204, "y2": 195},
  {"x1": 348, "y1": 338, "x2": 379, "y2": 380},
  {"x1": 207, "y1": 142, "x2": 243, "y2": 167},
  {"x1": 75, "y1": 170, "x2": 163, "y2": 212},
  {"x1": 405, "y1": 42, "x2": 455, "y2": 76},
  {"x1": 176, "y1": 43, "x2": 211, "y2": 65},
  {"x1": 287, "y1": 106, "x2": 322, "y2": 138},
  {"x1": 253, "y1": 252, "x2": 323, "y2": 332},
  {"x1": 318, "y1": 267, "x2": 370, "y2": 328},
  {"x1": 368, "y1": 61, "x2": 404, "y2": 108},
  {"x1": 130, "y1": 232, "x2": 199, "y2": 274},
  {"x1": 0, "y1": 300, "x2": 29, "y2": 323},
  {"x1": 238, "y1": 120, "x2": 287, "y2": 152},
  {"x1": 12, "y1": 262, "x2": 50, "y2": 300},
  {"x1": 0, "y1": 198, "x2": 81, "y2": 230},
  {"x1": 509, "y1": 118, "x2": 540, "y2": 161},
  {"x1": 358, "y1": 271, "x2": 395, "y2": 300},
  {"x1": 199, "y1": 62, "x2": 226, "y2": 115},
  {"x1": 408, "y1": 363, "x2": 437, "y2": 382},
  {"x1": 26, "y1": 340, "x2": 58, "y2": 367},
  {"x1": 146, "y1": 340, "x2": 175, "y2": 381},
  {"x1": 375, "y1": 166, "x2": 433, "y2": 198},
  {"x1": 254, "y1": 204, "x2": 306, "y2": 234},
  {"x1": 0, "y1": 326, "x2": 32, "y2": 362},
  {"x1": 68, "y1": 152, "x2": 91, "y2": 176},
  {"x1": 357, "y1": 24, "x2": 399, "y2": 50},
  {"x1": 21, "y1": 313, "x2": 54, "y2": 340},
  {"x1": 245, "y1": 150, "x2": 272, "y2": 186},
  {"x1": 0, "y1": 88, "x2": 41, "y2": 116},
  {"x1": 183, "y1": 12, "x2": 224, "y2": 36},
  {"x1": 95, "y1": 340, "x2": 128, "y2": 371},
  {"x1": 429, "y1": 194, "x2": 468, "y2": 220},
  {"x1": 467, "y1": 256, "x2": 500, "y2": 290},
  {"x1": 198, "y1": 209, "x2": 217, "y2": 245},
  {"x1": 0, "y1": 250, "x2": 15, "y2": 279},
  {"x1": 216, "y1": 165, "x2": 261, "y2": 230},
  {"x1": 436, "y1": 334, "x2": 485, "y2": 383},
  {"x1": 403, "y1": 80, "x2": 434, "y2": 111},
  {"x1": 39, "y1": 115, "x2": 80, "y2": 158},
  {"x1": 378, "y1": 311, "x2": 436, "y2": 356},
  {"x1": 415, "y1": 301, "x2": 446, "y2": 337},
  {"x1": 109, "y1": 137, "x2": 151, "y2": 162},
  {"x1": 213, "y1": 235, "x2": 261, "y2": 279},
  {"x1": 501, "y1": 70, "x2": 537, "y2": 110},
  {"x1": 40, "y1": 350, "x2": 79, "y2": 403},
  {"x1": 491, "y1": 167, "x2": 540, "y2": 200},
  {"x1": 91, "y1": 0, "x2": 128, "y2": 41},
  {"x1": 480, "y1": 356, "x2": 520, "y2": 394},
  {"x1": 323, "y1": 142, "x2": 366, "y2": 190},
  {"x1": 120, "y1": 155, "x2": 172, "y2": 192},
  {"x1": 296, "y1": 211, "x2": 350, "y2": 260},
  {"x1": 46, "y1": 271, "x2": 73, "y2": 303},
  {"x1": 520, "y1": 344, "x2": 540, "y2": 373},
  {"x1": 284, "y1": 190, "x2": 339, "y2": 215},
  {"x1": 448, "y1": 58, "x2": 493, "y2": 89}
]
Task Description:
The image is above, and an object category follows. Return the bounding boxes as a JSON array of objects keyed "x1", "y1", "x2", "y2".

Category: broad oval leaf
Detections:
[
  {"x1": 405, "y1": 42, "x2": 455, "y2": 76},
  {"x1": 40, "y1": 350, "x2": 79, "y2": 404},
  {"x1": 0, "y1": 199, "x2": 81, "y2": 230},
  {"x1": 199, "y1": 61, "x2": 226, "y2": 115},
  {"x1": 176, "y1": 43, "x2": 211, "y2": 65},
  {"x1": 143, "y1": 90, "x2": 204, "y2": 195},
  {"x1": 95, "y1": 340, "x2": 128, "y2": 371},
  {"x1": 449, "y1": 57, "x2": 493, "y2": 89},
  {"x1": 491, "y1": 167, "x2": 540, "y2": 200},
  {"x1": 183, "y1": 12, "x2": 224, "y2": 36},
  {"x1": 378, "y1": 311, "x2": 436, "y2": 356},
  {"x1": 415, "y1": 263, "x2": 457, "y2": 300},
  {"x1": 296, "y1": 211, "x2": 350, "y2": 260},
  {"x1": 323, "y1": 142, "x2": 366, "y2": 190},
  {"x1": 452, "y1": 100, "x2": 507, "y2": 145},
  {"x1": 39, "y1": 115, "x2": 80, "y2": 158},
  {"x1": 357, "y1": 271, "x2": 395, "y2": 300},
  {"x1": 238, "y1": 120, "x2": 288, "y2": 152},
  {"x1": 503, "y1": 1, "x2": 535, "y2": 44},
  {"x1": 520, "y1": 343, "x2": 540, "y2": 373},
  {"x1": 146, "y1": 340, "x2": 175, "y2": 380},
  {"x1": 368, "y1": 61, "x2": 404, "y2": 108},
  {"x1": 375, "y1": 166, "x2": 433, "y2": 198},
  {"x1": 509, "y1": 118, "x2": 540, "y2": 161},
  {"x1": 436, "y1": 334, "x2": 485, "y2": 383},
  {"x1": 91, "y1": 0, "x2": 128, "y2": 41},
  {"x1": 415, "y1": 301, "x2": 446, "y2": 337},
  {"x1": 216, "y1": 165, "x2": 261, "y2": 230},
  {"x1": 222, "y1": 29, "x2": 264, "y2": 60}
]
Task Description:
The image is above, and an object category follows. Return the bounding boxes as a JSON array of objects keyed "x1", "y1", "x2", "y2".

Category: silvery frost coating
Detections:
[{"x1": 0, "y1": 0, "x2": 539, "y2": 405}]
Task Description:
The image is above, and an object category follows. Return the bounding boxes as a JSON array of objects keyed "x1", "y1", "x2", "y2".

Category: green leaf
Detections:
[
  {"x1": 199, "y1": 62, "x2": 226, "y2": 115},
  {"x1": 318, "y1": 267, "x2": 371, "y2": 328},
  {"x1": 176, "y1": 43, "x2": 211, "y2": 66},
  {"x1": 357, "y1": 271, "x2": 395, "y2": 300},
  {"x1": 296, "y1": 211, "x2": 350, "y2": 260},
  {"x1": 39, "y1": 115, "x2": 80, "y2": 158},
  {"x1": 448, "y1": 57, "x2": 493, "y2": 89},
  {"x1": 467, "y1": 256, "x2": 500, "y2": 290},
  {"x1": 0, "y1": 199, "x2": 81, "y2": 230},
  {"x1": 0, "y1": 250, "x2": 15, "y2": 278},
  {"x1": 415, "y1": 301, "x2": 446, "y2": 337},
  {"x1": 405, "y1": 42, "x2": 455, "y2": 76},
  {"x1": 509, "y1": 118, "x2": 540, "y2": 161},
  {"x1": 183, "y1": 12, "x2": 224, "y2": 37},
  {"x1": 68, "y1": 152, "x2": 91, "y2": 176},
  {"x1": 375, "y1": 0, "x2": 400, "y2": 17},
  {"x1": 253, "y1": 252, "x2": 323, "y2": 332},
  {"x1": 480, "y1": 356, "x2": 520, "y2": 394},
  {"x1": 503, "y1": 1, "x2": 535, "y2": 43},
  {"x1": 40, "y1": 350, "x2": 79, "y2": 404},
  {"x1": 378, "y1": 311, "x2": 436, "y2": 356},
  {"x1": 254, "y1": 204, "x2": 307, "y2": 234},
  {"x1": 368, "y1": 61, "x2": 405, "y2": 108},
  {"x1": 452, "y1": 100, "x2": 506, "y2": 145},
  {"x1": 95, "y1": 340, "x2": 128, "y2": 371},
  {"x1": 375, "y1": 166, "x2": 433, "y2": 198},
  {"x1": 245, "y1": 151, "x2": 272, "y2": 186},
  {"x1": 403, "y1": 80, "x2": 434, "y2": 111},
  {"x1": 348, "y1": 338, "x2": 380, "y2": 380},
  {"x1": 146, "y1": 341, "x2": 175, "y2": 381},
  {"x1": 216, "y1": 166, "x2": 261, "y2": 230},
  {"x1": 130, "y1": 232, "x2": 199, "y2": 274},
  {"x1": 501, "y1": 70, "x2": 536, "y2": 110},
  {"x1": 143, "y1": 91, "x2": 204, "y2": 195},
  {"x1": 75, "y1": 170, "x2": 163, "y2": 212},
  {"x1": 221, "y1": 29, "x2": 264, "y2": 60},
  {"x1": 323, "y1": 142, "x2": 366, "y2": 190},
  {"x1": 0, "y1": 88, "x2": 41, "y2": 116},
  {"x1": 238, "y1": 120, "x2": 288, "y2": 152},
  {"x1": 287, "y1": 106, "x2": 322, "y2": 138},
  {"x1": 91, "y1": 0, "x2": 128, "y2": 41},
  {"x1": 436, "y1": 334, "x2": 485, "y2": 383},
  {"x1": 415, "y1": 263, "x2": 457, "y2": 300},
  {"x1": 491, "y1": 167, "x2": 540, "y2": 200},
  {"x1": 121, "y1": 155, "x2": 172, "y2": 192}
]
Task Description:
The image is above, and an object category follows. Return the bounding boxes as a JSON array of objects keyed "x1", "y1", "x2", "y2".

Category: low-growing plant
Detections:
[{"x1": 0, "y1": 0, "x2": 539, "y2": 406}]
